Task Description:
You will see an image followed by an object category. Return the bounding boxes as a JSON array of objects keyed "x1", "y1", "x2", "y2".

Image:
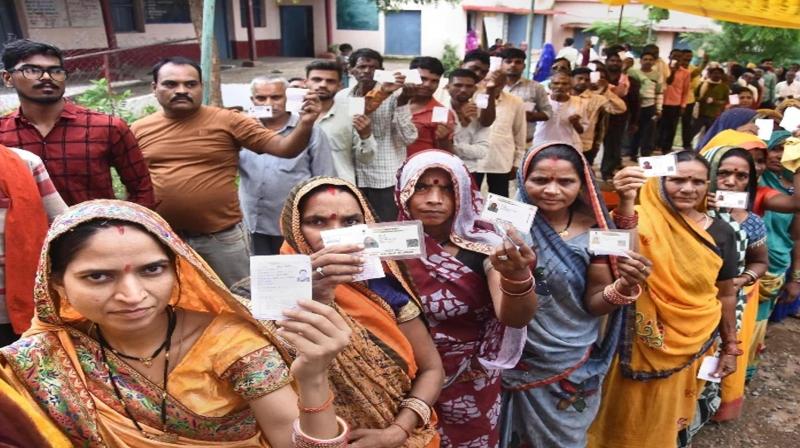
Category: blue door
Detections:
[
  {"x1": 214, "y1": 0, "x2": 232, "y2": 59},
  {"x1": 385, "y1": 11, "x2": 420, "y2": 56},
  {"x1": 507, "y1": 14, "x2": 527, "y2": 48},
  {"x1": 280, "y1": 6, "x2": 314, "y2": 57}
]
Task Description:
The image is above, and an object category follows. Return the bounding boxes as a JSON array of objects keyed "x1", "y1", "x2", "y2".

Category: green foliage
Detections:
[
  {"x1": 75, "y1": 78, "x2": 136, "y2": 123},
  {"x1": 646, "y1": 6, "x2": 670, "y2": 23},
  {"x1": 441, "y1": 43, "x2": 461, "y2": 75},
  {"x1": 585, "y1": 19, "x2": 649, "y2": 49},
  {"x1": 681, "y1": 22, "x2": 800, "y2": 66}
]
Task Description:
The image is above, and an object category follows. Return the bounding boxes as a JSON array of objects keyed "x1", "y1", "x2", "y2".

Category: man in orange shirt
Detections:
[
  {"x1": 657, "y1": 49, "x2": 691, "y2": 153},
  {"x1": 405, "y1": 56, "x2": 455, "y2": 156},
  {"x1": 132, "y1": 57, "x2": 320, "y2": 286}
]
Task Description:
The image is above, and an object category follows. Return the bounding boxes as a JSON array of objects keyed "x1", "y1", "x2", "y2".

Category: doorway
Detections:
[{"x1": 280, "y1": 6, "x2": 314, "y2": 57}]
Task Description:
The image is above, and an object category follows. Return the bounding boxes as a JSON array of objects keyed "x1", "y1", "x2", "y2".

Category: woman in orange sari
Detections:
[
  {"x1": 233, "y1": 176, "x2": 443, "y2": 447},
  {"x1": 588, "y1": 151, "x2": 740, "y2": 447},
  {"x1": 0, "y1": 200, "x2": 351, "y2": 447}
]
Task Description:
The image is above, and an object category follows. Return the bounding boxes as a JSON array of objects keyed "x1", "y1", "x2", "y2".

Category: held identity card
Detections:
[
  {"x1": 715, "y1": 191, "x2": 749, "y2": 209},
  {"x1": 587, "y1": 62, "x2": 597, "y2": 72},
  {"x1": 401, "y1": 69, "x2": 423, "y2": 85},
  {"x1": 475, "y1": 93, "x2": 490, "y2": 109},
  {"x1": 728, "y1": 94, "x2": 740, "y2": 106},
  {"x1": 480, "y1": 193, "x2": 538, "y2": 233},
  {"x1": 373, "y1": 70, "x2": 398, "y2": 84},
  {"x1": 780, "y1": 106, "x2": 800, "y2": 132},
  {"x1": 249, "y1": 255, "x2": 312, "y2": 320},
  {"x1": 589, "y1": 71, "x2": 601, "y2": 84},
  {"x1": 285, "y1": 88, "x2": 309, "y2": 113},
  {"x1": 697, "y1": 356, "x2": 722, "y2": 383},
  {"x1": 639, "y1": 154, "x2": 677, "y2": 177},
  {"x1": 248, "y1": 105, "x2": 272, "y2": 119},
  {"x1": 321, "y1": 222, "x2": 426, "y2": 260},
  {"x1": 348, "y1": 97, "x2": 365, "y2": 116},
  {"x1": 588, "y1": 230, "x2": 632, "y2": 257},
  {"x1": 489, "y1": 56, "x2": 503, "y2": 72},
  {"x1": 320, "y1": 225, "x2": 385, "y2": 281},
  {"x1": 432, "y1": 106, "x2": 450, "y2": 124},
  {"x1": 755, "y1": 118, "x2": 774, "y2": 140}
]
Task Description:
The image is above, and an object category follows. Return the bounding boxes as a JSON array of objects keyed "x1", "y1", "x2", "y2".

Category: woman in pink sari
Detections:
[{"x1": 395, "y1": 150, "x2": 538, "y2": 447}]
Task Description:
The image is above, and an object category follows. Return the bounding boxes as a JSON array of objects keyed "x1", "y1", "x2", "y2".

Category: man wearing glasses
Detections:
[{"x1": 0, "y1": 39, "x2": 154, "y2": 207}]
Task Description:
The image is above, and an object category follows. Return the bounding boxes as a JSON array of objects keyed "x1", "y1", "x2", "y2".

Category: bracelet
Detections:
[
  {"x1": 742, "y1": 270, "x2": 759, "y2": 286},
  {"x1": 400, "y1": 397, "x2": 432, "y2": 427},
  {"x1": 611, "y1": 211, "x2": 639, "y2": 230},
  {"x1": 298, "y1": 390, "x2": 335, "y2": 414},
  {"x1": 500, "y1": 281, "x2": 535, "y2": 297},
  {"x1": 791, "y1": 270, "x2": 800, "y2": 282},
  {"x1": 292, "y1": 416, "x2": 349, "y2": 448},
  {"x1": 500, "y1": 272, "x2": 534, "y2": 286},
  {"x1": 602, "y1": 280, "x2": 642, "y2": 306},
  {"x1": 390, "y1": 422, "x2": 412, "y2": 438}
]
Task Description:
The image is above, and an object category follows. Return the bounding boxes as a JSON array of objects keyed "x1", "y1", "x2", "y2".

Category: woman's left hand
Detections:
[
  {"x1": 348, "y1": 427, "x2": 407, "y2": 448},
  {"x1": 489, "y1": 226, "x2": 537, "y2": 281},
  {"x1": 616, "y1": 251, "x2": 653, "y2": 291},
  {"x1": 277, "y1": 300, "x2": 352, "y2": 383},
  {"x1": 713, "y1": 353, "x2": 737, "y2": 379}
]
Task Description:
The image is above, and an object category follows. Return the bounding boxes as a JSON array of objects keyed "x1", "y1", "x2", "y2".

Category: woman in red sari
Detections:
[{"x1": 395, "y1": 150, "x2": 538, "y2": 447}]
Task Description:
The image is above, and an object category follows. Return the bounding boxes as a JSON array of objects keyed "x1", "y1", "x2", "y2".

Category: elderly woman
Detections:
[
  {"x1": 0, "y1": 200, "x2": 350, "y2": 447},
  {"x1": 395, "y1": 150, "x2": 538, "y2": 447}
]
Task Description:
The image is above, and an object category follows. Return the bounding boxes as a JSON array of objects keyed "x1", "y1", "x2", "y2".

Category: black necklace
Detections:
[
  {"x1": 98, "y1": 306, "x2": 178, "y2": 442},
  {"x1": 558, "y1": 209, "x2": 574, "y2": 237}
]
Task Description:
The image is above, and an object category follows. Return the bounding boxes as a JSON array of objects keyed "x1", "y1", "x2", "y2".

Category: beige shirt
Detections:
[
  {"x1": 132, "y1": 106, "x2": 278, "y2": 234},
  {"x1": 477, "y1": 92, "x2": 526, "y2": 173},
  {"x1": 574, "y1": 89, "x2": 627, "y2": 151}
]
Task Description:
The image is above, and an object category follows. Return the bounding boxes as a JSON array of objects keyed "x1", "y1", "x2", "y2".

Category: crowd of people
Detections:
[{"x1": 1, "y1": 35, "x2": 800, "y2": 447}]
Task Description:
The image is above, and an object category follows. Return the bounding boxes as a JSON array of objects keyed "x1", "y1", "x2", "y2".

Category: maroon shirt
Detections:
[{"x1": 0, "y1": 101, "x2": 154, "y2": 207}]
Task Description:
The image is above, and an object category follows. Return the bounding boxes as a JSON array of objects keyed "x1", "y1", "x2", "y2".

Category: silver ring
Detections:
[
  {"x1": 315, "y1": 266, "x2": 326, "y2": 277},
  {"x1": 498, "y1": 254, "x2": 509, "y2": 261}
]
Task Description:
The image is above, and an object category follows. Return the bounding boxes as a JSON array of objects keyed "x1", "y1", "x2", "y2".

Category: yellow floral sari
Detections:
[
  {"x1": 0, "y1": 200, "x2": 292, "y2": 447},
  {"x1": 588, "y1": 178, "x2": 723, "y2": 448}
]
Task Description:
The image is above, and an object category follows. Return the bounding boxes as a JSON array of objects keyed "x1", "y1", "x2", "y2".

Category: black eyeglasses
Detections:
[{"x1": 8, "y1": 65, "x2": 68, "y2": 81}]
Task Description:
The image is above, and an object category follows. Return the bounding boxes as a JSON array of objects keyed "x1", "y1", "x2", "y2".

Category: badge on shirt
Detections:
[
  {"x1": 432, "y1": 106, "x2": 449, "y2": 124},
  {"x1": 639, "y1": 155, "x2": 677, "y2": 177},
  {"x1": 480, "y1": 193, "x2": 538, "y2": 233},
  {"x1": 715, "y1": 191, "x2": 749, "y2": 209},
  {"x1": 588, "y1": 230, "x2": 633, "y2": 257}
]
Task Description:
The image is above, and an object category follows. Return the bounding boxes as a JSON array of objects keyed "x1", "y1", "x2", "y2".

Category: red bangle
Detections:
[{"x1": 298, "y1": 390, "x2": 335, "y2": 414}]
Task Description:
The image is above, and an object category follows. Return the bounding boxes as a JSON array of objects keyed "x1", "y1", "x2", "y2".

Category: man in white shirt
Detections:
[
  {"x1": 447, "y1": 69, "x2": 489, "y2": 172},
  {"x1": 776, "y1": 70, "x2": 800, "y2": 102},
  {"x1": 533, "y1": 71, "x2": 584, "y2": 149},
  {"x1": 556, "y1": 38, "x2": 580, "y2": 69}
]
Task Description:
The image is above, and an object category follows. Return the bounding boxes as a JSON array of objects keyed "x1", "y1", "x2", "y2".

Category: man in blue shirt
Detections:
[{"x1": 239, "y1": 76, "x2": 335, "y2": 255}]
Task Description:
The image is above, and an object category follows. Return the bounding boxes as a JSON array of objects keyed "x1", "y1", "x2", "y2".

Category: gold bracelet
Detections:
[
  {"x1": 500, "y1": 282, "x2": 535, "y2": 297},
  {"x1": 500, "y1": 272, "x2": 533, "y2": 285},
  {"x1": 400, "y1": 397, "x2": 431, "y2": 427}
]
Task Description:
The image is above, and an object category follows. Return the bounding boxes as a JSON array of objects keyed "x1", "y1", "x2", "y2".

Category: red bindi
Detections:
[
  {"x1": 327, "y1": 186, "x2": 338, "y2": 195},
  {"x1": 123, "y1": 264, "x2": 132, "y2": 273},
  {"x1": 433, "y1": 179, "x2": 440, "y2": 184},
  {"x1": 115, "y1": 225, "x2": 125, "y2": 235}
]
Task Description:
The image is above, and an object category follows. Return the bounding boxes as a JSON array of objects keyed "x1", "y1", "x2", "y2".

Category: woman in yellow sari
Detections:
[
  {"x1": 588, "y1": 151, "x2": 740, "y2": 447},
  {"x1": 0, "y1": 200, "x2": 351, "y2": 447}
]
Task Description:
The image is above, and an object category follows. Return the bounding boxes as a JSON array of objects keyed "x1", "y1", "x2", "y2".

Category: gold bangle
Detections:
[
  {"x1": 298, "y1": 390, "x2": 335, "y2": 414},
  {"x1": 500, "y1": 272, "x2": 533, "y2": 285},
  {"x1": 500, "y1": 282, "x2": 534, "y2": 297},
  {"x1": 400, "y1": 397, "x2": 431, "y2": 427}
]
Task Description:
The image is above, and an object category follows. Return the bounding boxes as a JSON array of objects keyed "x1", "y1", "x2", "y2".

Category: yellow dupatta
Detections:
[
  {"x1": 621, "y1": 177, "x2": 722, "y2": 378},
  {"x1": 700, "y1": 129, "x2": 767, "y2": 154},
  {"x1": 0, "y1": 200, "x2": 290, "y2": 447}
]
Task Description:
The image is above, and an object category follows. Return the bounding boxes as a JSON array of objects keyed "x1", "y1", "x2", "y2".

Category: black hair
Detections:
[
  {"x1": 1, "y1": 39, "x2": 63, "y2": 70},
  {"x1": 565, "y1": 38, "x2": 575, "y2": 46},
  {"x1": 730, "y1": 84, "x2": 753, "y2": 96},
  {"x1": 682, "y1": 49, "x2": 694, "y2": 54},
  {"x1": 643, "y1": 43, "x2": 659, "y2": 52},
  {"x1": 499, "y1": 47, "x2": 526, "y2": 61},
  {"x1": 761, "y1": 58, "x2": 773, "y2": 64},
  {"x1": 448, "y1": 68, "x2": 480, "y2": 83},
  {"x1": 463, "y1": 49, "x2": 490, "y2": 66},
  {"x1": 528, "y1": 144, "x2": 587, "y2": 185},
  {"x1": 288, "y1": 77, "x2": 304, "y2": 83},
  {"x1": 730, "y1": 64, "x2": 745, "y2": 79},
  {"x1": 339, "y1": 43, "x2": 353, "y2": 53},
  {"x1": 674, "y1": 149, "x2": 711, "y2": 172},
  {"x1": 409, "y1": 56, "x2": 445, "y2": 76},
  {"x1": 305, "y1": 59, "x2": 342, "y2": 80},
  {"x1": 151, "y1": 56, "x2": 202, "y2": 83},
  {"x1": 296, "y1": 184, "x2": 363, "y2": 223},
  {"x1": 349, "y1": 48, "x2": 383, "y2": 68},
  {"x1": 49, "y1": 219, "x2": 176, "y2": 278},
  {"x1": 551, "y1": 70, "x2": 572, "y2": 81},
  {"x1": 572, "y1": 67, "x2": 592, "y2": 77},
  {"x1": 707, "y1": 66, "x2": 725, "y2": 75},
  {"x1": 641, "y1": 50, "x2": 657, "y2": 59},
  {"x1": 743, "y1": 68, "x2": 756, "y2": 75}
]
